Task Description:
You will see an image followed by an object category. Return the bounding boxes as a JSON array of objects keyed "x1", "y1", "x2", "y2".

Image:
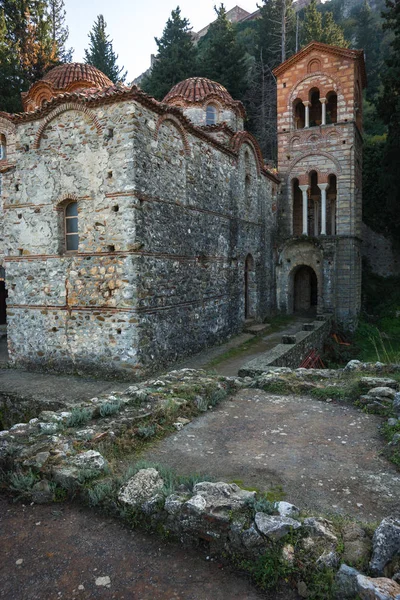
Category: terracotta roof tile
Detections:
[
  {"x1": 42, "y1": 63, "x2": 113, "y2": 90},
  {"x1": 163, "y1": 77, "x2": 246, "y2": 117}
]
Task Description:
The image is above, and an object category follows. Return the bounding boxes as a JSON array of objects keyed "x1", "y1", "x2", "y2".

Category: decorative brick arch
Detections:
[
  {"x1": 155, "y1": 114, "x2": 190, "y2": 155},
  {"x1": 230, "y1": 132, "x2": 264, "y2": 176},
  {"x1": 288, "y1": 72, "x2": 344, "y2": 128},
  {"x1": 0, "y1": 116, "x2": 16, "y2": 136},
  {"x1": 33, "y1": 104, "x2": 103, "y2": 149},
  {"x1": 288, "y1": 151, "x2": 341, "y2": 182},
  {"x1": 54, "y1": 192, "x2": 80, "y2": 210}
]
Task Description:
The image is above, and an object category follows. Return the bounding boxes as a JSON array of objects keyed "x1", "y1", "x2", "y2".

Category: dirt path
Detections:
[
  {"x1": 143, "y1": 389, "x2": 400, "y2": 522},
  {"x1": 0, "y1": 496, "x2": 299, "y2": 600}
]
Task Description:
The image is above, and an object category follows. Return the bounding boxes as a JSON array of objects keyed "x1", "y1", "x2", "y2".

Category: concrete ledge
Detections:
[{"x1": 239, "y1": 316, "x2": 332, "y2": 376}]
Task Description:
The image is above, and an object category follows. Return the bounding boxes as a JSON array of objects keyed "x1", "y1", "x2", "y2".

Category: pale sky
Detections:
[{"x1": 64, "y1": 0, "x2": 260, "y2": 82}]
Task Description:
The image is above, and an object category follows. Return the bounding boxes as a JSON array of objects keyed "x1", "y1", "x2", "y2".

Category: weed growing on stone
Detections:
[
  {"x1": 88, "y1": 479, "x2": 118, "y2": 507},
  {"x1": 99, "y1": 400, "x2": 122, "y2": 418},
  {"x1": 244, "y1": 494, "x2": 277, "y2": 516},
  {"x1": 66, "y1": 407, "x2": 93, "y2": 428},
  {"x1": 136, "y1": 424, "x2": 157, "y2": 439},
  {"x1": 8, "y1": 469, "x2": 38, "y2": 495}
]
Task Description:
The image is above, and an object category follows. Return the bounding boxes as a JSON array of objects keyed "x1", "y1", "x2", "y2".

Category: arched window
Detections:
[
  {"x1": 326, "y1": 92, "x2": 338, "y2": 124},
  {"x1": 293, "y1": 99, "x2": 305, "y2": 129},
  {"x1": 309, "y1": 88, "x2": 322, "y2": 126},
  {"x1": 327, "y1": 174, "x2": 337, "y2": 235},
  {"x1": 0, "y1": 134, "x2": 6, "y2": 160},
  {"x1": 244, "y1": 150, "x2": 251, "y2": 204},
  {"x1": 309, "y1": 170, "x2": 321, "y2": 236},
  {"x1": 206, "y1": 105, "x2": 217, "y2": 126},
  {"x1": 292, "y1": 178, "x2": 302, "y2": 236},
  {"x1": 65, "y1": 201, "x2": 79, "y2": 251},
  {"x1": 244, "y1": 254, "x2": 255, "y2": 319}
]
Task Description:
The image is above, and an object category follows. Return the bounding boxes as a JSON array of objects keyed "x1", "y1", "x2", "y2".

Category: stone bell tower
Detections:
[{"x1": 273, "y1": 41, "x2": 366, "y2": 329}]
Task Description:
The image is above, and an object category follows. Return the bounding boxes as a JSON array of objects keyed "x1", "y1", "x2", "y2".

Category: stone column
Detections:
[
  {"x1": 321, "y1": 98, "x2": 327, "y2": 125},
  {"x1": 299, "y1": 185, "x2": 309, "y2": 235},
  {"x1": 319, "y1": 183, "x2": 329, "y2": 235},
  {"x1": 304, "y1": 101, "x2": 310, "y2": 128}
]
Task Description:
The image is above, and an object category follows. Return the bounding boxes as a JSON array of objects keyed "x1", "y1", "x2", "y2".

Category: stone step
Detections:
[{"x1": 243, "y1": 322, "x2": 271, "y2": 335}]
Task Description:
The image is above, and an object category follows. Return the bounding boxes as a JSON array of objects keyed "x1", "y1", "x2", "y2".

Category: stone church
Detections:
[{"x1": 0, "y1": 41, "x2": 365, "y2": 378}]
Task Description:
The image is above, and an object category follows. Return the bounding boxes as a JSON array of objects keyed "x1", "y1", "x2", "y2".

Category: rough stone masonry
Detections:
[{"x1": 0, "y1": 42, "x2": 366, "y2": 378}]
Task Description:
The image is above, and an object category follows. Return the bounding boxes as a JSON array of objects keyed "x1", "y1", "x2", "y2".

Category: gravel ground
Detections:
[
  {"x1": 143, "y1": 388, "x2": 400, "y2": 522},
  {"x1": 0, "y1": 495, "x2": 300, "y2": 600}
]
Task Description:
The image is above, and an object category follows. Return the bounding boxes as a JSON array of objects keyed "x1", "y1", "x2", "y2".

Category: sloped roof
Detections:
[{"x1": 273, "y1": 42, "x2": 367, "y2": 88}]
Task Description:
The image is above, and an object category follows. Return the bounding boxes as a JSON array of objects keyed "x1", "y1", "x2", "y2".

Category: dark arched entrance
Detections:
[
  {"x1": 244, "y1": 254, "x2": 255, "y2": 319},
  {"x1": 293, "y1": 266, "x2": 318, "y2": 315}
]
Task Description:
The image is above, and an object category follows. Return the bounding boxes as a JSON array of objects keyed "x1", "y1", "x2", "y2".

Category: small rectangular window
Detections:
[{"x1": 65, "y1": 201, "x2": 79, "y2": 251}]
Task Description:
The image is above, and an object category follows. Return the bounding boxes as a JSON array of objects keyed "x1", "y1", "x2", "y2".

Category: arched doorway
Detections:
[
  {"x1": 0, "y1": 266, "x2": 7, "y2": 325},
  {"x1": 293, "y1": 265, "x2": 318, "y2": 315},
  {"x1": 244, "y1": 254, "x2": 255, "y2": 319}
]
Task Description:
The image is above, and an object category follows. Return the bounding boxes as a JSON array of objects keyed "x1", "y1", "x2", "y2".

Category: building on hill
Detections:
[{"x1": 0, "y1": 42, "x2": 365, "y2": 378}]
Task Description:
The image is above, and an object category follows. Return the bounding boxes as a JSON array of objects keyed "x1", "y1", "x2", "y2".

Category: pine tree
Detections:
[
  {"x1": 84, "y1": 15, "x2": 126, "y2": 83},
  {"x1": 141, "y1": 7, "x2": 197, "y2": 100},
  {"x1": 198, "y1": 4, "x2": 248, "y2": 99},
  {"x1": 48, "y1": 0, "x2": 73, "y2": 62}
]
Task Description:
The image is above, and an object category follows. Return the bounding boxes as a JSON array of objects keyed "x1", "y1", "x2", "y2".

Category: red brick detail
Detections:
[
  {"x1": 289, "y1": 72, "x2": 342, "y2": 104},
  {"x1": 54, "y1": 193, "x2": 81, "y2": 209},
  {"x1": 288, "y1": 151, "x2": 341, "y2": 179},
  {"x1": 230, "y1": 131, "x2": 264, "y2": 176},
  {"x1": 273, "y1": 41, "x2": 366, "y2": 88},
  {"x1": 155, "y1": 114, "x2": 190, "y2": 155},
  {"x1": 33, "y1": 104, "x2": 103, "y2": 149},
  {"x1": 0, "y1": 116, "x2": 16, "y2": 135}
]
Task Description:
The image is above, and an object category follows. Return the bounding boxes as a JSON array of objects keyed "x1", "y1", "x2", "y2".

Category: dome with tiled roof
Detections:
[
  {"x1": 163, "y1": 77, "x2": 245, "y2": 131},
  {"x1": 42, "y1": 63, "x2": 113, "y2": 90},
  {"x1": 21, "y1": 63, "x2": 113, "y2": 112}
]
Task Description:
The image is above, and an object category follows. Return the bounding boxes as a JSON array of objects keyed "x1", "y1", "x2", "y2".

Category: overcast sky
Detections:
[{"x1": 64, "y1": 1, "x2": 260, "y2": 82}]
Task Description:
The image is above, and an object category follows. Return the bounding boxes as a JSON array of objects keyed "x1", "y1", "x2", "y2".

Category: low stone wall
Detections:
[{"x1": 239, "y1": 316, "x2": 331, "y2": 376}]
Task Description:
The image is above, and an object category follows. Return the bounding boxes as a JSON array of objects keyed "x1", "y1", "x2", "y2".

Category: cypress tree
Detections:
[
  {"x1": 84, "y1": 15, "x2": 126, "y2": 83},
  {"x1": 199, "y1": 4, "x2": 248, "y2": 99},
  {"x1": 301, "y1": 0, "x2": 348, "y2": 48},
  {"x1": 141, "y1": 7, "x2": 197, "y2": 100}
]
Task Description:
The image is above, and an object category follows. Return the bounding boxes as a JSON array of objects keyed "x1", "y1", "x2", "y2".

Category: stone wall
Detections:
[
  {"x1": 362, "y1": 224, "x2": 400, "y2": 278},
  {"x1": 2, "y1": 96, "x2": 277, "y2": 377},
  {"x1": 239, "y1": 316, "x2": 331, "y2": 375}
]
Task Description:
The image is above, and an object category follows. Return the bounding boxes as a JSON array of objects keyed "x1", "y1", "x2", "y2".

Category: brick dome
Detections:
[
  {"x1": 163, "y1": 77, "x2": 245, "y2": 117},
  {"x1": 42, "y1": 63, "x2": 113, "y2": 90},
  {"x1": 22, "y1": 63, "x2": 113, "y2": 112}
]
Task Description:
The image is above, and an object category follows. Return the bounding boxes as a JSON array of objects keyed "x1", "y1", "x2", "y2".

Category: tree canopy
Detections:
[
  {"x1": 197, "y1": 4, "x2": 248, "y2": 99},
  {"x1": 141, "y1": 7, "x2": 197, "y2": 100}
]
